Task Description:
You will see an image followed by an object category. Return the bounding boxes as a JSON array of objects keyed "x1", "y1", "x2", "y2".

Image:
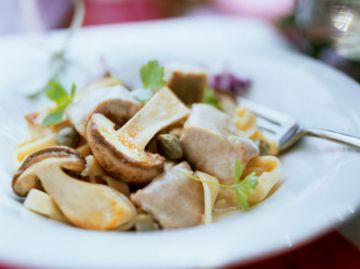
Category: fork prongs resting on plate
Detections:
[{"x1": 237, "y1": 97, "x2": 298, "y2": 139}]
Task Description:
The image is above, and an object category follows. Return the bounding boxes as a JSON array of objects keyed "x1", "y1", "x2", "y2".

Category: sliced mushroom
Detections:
[
  {"x1": 13, "y1": 146, "x2": 80, "y2": 196},
  {"x1": 66, "y1": 85, "x2": 142, "y2": 138},
  {"x1": 76, "y1": 143, "x2": 91, "y2": 157},
  {"x1": 82, "y1": 155, "x2": 130, "y2": 197},
  {"x1": 87, "y1": 87, "x2": 190, "y2": 184},
  {"x1": 13, "y1": 146, "x2": 136, "y2": 230}
]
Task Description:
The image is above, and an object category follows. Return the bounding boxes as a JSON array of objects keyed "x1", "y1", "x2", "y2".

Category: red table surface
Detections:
[{"x1": 1, "y1": 231, "x2": 359, "y2": 269}]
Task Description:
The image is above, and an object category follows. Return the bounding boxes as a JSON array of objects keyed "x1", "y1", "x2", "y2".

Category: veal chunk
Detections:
[
  {"x1": 180, "y1": 104, "x2": 259, "y2": 185},
  {"x1": 131, "y1": 162, "x2": 204, "y2": 229},
  {"x1": 165, "y1": 63, "x2": 207, "y2": 105}
]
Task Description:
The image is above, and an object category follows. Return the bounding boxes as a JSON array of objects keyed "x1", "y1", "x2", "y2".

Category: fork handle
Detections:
[{"x1": 304, "y1": 128, "x2": 360, "y2": 149}]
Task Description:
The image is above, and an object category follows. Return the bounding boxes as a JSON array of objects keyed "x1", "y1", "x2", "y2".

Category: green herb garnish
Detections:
[
  {"x1": 180, "y1": 159, "x2": 258, "y2": 211},
  {"x1": 203, "y1": 87, "x2": 223, "y2": 111},
  {"x1": 27, "y1": 0, "x2": 85, "y2": 99},
  {"x1": 233, "y1": 170, "x2": 258, "y2": 210},
  {"x1": 133, "y1": 60, "x2": 166, "y2": 103},
  {"x1": 42, "y1": 80, "x2": 76, "y2": 126},
  {"x1": 140, "y1": 60, "x2": 166, "y2": 89}
]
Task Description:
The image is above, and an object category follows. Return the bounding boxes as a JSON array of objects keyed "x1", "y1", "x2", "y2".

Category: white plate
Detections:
[{"x1": 1, "y1": 17, "x2": 360, "y2": 269}]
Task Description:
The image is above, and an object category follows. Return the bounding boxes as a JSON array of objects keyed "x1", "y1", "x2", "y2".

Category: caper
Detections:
[
  {"x1": 135, "y1": 214, "x2": 159, "y2": 232},
  {"x1": 56, "y1": 127, "x2": 80, "y2": 148},
  {"x1": 258, "y1": 140, "x2": 270, "y2": 155},
  {"x1": 156, "y1": 134, "x2": 183, "y2": 160}
]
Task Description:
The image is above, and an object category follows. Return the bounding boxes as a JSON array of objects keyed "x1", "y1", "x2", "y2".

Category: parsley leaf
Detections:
[
  {"x1": 234, "y1": 159, "x2": 244, "y2": 183},
  {"x1": 26, "y1": 0, "x2": 85, "y2": 99},
  {"x1": 140, "y1": 60, "x2": 166, "y2": 89},
  {"x1": 235, "y1": 189, "x2": 249, "y2": 211},
  {"x1": 179, "y1": 159, "x2": 258, "y2": 211},
  {"x1": 203, "y1": 87, "x2": 223, "y2": 111},
  {"x1": 46, "y1": 80, "x2": 71, "y2": 105},
  {"x1": 42, "y1": 110, "x2": 65, "y2": 126},
  {"x1": 42, "y1": 80, "x2": 76, "y2": 126},
  {"x1": 233, "y1": 172, "x2": 258, "y2": 210}
]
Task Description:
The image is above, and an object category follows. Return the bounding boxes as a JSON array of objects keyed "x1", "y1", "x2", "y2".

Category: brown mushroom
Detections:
[
  {"x1": 82, "y1": 155, "x2": 130, "y2": 197},
  {"x1": 66, "y1": 85, "x2": 142, "y2": 138},
  {"x1": 13, "y1": 146, "x2": 82, "y2": 196},
  {"x1": 13, "y1": 146, "x2": 136, "y2": 230},
  {"x1": 86, "y1": 87, "x2": 190, "y2": 184}
]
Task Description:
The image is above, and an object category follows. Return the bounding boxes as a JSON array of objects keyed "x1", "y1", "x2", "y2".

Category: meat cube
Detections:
[
  {"x1": 180, "y1": 104, "x2": 259, "y2": 184},
  {"x1": 165, "y1": 63, "x2": 207, "y2": 105},
  {"x1": 131, "y1": 162, "x2": 204, "y2": 229}
]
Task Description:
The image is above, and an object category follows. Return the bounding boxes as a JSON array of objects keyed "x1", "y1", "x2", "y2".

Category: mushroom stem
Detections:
[
  {"x1": 13, "y1": 147, "x2": 137, "y2": 230},
  {"x1": 87, "y1": 87, "x2": 190, "y2": 184},
  {"x1": 116, "y1": 87, "x2": 190, "y2": 150},
  {"x1": 35, "y1": 158, "x2": 136, "y2": 230}
]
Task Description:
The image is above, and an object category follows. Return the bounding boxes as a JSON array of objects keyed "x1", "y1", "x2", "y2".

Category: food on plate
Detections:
[
  {"x1": 131, "y1": 162, "x2": 204, "y2": 229},
  {"x1": 134, "y1": 213, "x2": 160, "y2": 231},
  {"x1": 86, "y1": 87, "x2": 190, "y2": 184},
  {"x1": 235, "y1": 106, "x2": 278, "y2": 155},
  {"x1": 165, "y1": 63, "x2": 208, "y2": 105},
  {"x1": 11, "y1": 60, "x2": 282, "y2": 231},
  {"x1": 156, "y1": 133, "x2": 183, "y2": 160},
  {"x1": 56, "y1": 127, "x2": 81, "y2": 148},
  {"x1": 180, "y1": 104, "x2": 259, "y2": 184},
  {"x1": 16, "y1": 134, "x2": 58, "y2": 162},
  {"x1": 24, "y1": 189, "x2": 68, "y2": 223},
  {"x1": 67, "y1": 84, "x2": 141, "y2": 138},
  {"x1": 13, "y1": 146, "x2": 136, "y2": 230}
]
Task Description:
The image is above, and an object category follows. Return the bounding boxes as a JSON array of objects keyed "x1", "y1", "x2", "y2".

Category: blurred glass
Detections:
[
  {"x1": 295, "y1": 0, "x2": 360, "y2": 61},
  {"x1": 294, "y1": 0, "x2": 360, "y2": 81}
]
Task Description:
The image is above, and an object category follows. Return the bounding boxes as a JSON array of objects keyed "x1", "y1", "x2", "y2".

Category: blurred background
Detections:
[{"x1": 0, "y1": 0, "x2": 359, "y2": 82}]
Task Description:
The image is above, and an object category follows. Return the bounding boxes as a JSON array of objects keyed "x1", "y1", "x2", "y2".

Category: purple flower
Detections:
[{"x1": 210, "y1": 70, "x2": 251, "y2": 95}]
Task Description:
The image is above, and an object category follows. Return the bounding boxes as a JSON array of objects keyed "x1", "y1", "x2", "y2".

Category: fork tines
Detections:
[{"x1": 237, "y1": 97, "x2": 296, "y2": 138}]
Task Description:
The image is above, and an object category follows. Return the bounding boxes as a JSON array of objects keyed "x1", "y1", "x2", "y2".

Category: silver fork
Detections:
[{"x1": 238, "y1": 97, "x2": 360, "y2": 153}]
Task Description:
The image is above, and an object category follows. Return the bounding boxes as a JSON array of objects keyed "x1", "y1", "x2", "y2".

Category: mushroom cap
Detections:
[
  {"x1": 13, "y1": 146, "x2": 137, "y2": 230},
  {"x1": 13, "y1": 146, "x2": 85, "y2": 197},
  {"x1": 87, "y1": 113, "x2": 165, "y2": 184},
  {"x1": 86, "y1": 87, "x2": 190, "y2": 185},
  {"x1": 66, "y1": 85, "x2": 141, "y2": 138}
]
